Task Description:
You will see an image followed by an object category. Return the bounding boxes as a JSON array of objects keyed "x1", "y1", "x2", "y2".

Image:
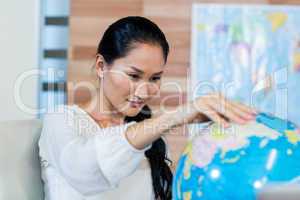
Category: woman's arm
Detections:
[
  {"x1": 125, "y1": 103, "x2": 191, "y2": 150},
  {"x1": 39, "y1": 108, "x2": 154, "y2": 194},
  {"x1": 125, "y1": 93, "x2": 257, "y2": 150}
]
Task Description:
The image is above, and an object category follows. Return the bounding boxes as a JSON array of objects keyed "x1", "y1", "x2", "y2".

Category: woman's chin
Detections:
[
  {"x1": 124, "y1": 108, "x2": 143, "y2": 117},
  {"x1": 117, "y1": 101, "x2": 146, "y2": 117}
]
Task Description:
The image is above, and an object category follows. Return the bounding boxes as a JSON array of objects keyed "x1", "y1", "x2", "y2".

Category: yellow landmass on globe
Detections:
[
  {"x1": 196, "y1": 23, "x2": 206, "y2": 31},
  {"x1": 183, "y1": 142, "x2": 192, "y2": 155},
  {"x1": 183, "y1": 191, "x2": 192, "y2": 200},
  {"x1": 211, "y1": 124, "x2": 230, "y2": 140},
  {"x1": 267, "y1": 12, "x2": 288, "y2": 32},
  {"x1": 285, "y1": 130, "x2": 300, "y2": 145},
  {"x1": 221, "y1": 155, "x2": 241, "y2": 164},
  {"x1": 293, "y1": 52, "x2": 300, "y2": 71},
  {"x1": 183, "y1": 156, "x2": 192, "y2": 180}
]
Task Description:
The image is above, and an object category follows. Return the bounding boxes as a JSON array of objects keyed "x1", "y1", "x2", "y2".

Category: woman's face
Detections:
[{"x1": 98, "y1": 43, "x2": 166, "y2": 117}]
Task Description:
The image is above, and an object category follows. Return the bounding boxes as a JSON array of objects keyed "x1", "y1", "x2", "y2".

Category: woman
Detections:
[{"x1": 38, "y1": 16, "x2": 257, "y2": 200}]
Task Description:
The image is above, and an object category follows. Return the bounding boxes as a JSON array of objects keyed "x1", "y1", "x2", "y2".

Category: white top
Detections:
[{"x1": 38, "y1": 104, "x2": 155, "y2": 200}]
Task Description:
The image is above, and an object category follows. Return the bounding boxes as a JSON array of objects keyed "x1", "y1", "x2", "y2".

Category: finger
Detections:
[
  {"x1": 203, "y1": 108, "x2": 230, "y2": 128},
  {"x1": 227, "y1": 101, "x2": 256, "y2": 121},
  {"x1": 214, "y1": 95, "x2": 256, "y2": 122},
  {"x1": 232, "y1": 101, "x2": 258, "y2": 115},
  {"x1": 215, "y1": 94, "x2": 256, "y2": 114},
  {"x1": 207, "y1": 98, "x2": 247, "y2": 124}
]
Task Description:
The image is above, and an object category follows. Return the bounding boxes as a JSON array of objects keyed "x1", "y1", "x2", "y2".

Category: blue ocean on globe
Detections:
[{"x1": 173, "y1": 113, "x2": 300, "y2": 200}]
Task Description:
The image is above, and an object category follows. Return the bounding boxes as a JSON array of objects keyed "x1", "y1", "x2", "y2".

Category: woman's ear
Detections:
[{"x1": 95, "y1": 54, "x2": 105, "y2": 78}]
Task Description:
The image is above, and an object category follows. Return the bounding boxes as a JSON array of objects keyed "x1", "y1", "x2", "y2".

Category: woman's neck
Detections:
[{"x1": 80, "y1": 90, "x2": 125, "y2": 124}]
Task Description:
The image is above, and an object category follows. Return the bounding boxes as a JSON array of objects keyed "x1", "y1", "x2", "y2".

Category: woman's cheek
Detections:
[
  {"x1": 110, "y1": 72, "x2": 132, "y2": 97},
  {"x1": 149, "y1": 82, "x2": 161, "y2": 98}
]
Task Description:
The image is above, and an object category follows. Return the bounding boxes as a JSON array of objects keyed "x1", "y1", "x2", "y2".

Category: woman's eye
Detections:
[
  {"x1": 150, "y1": 76, "x2": 161, "y2": 82},
  {"x1": 128, "y1": 74, "x2": 140, "y2": 80}
]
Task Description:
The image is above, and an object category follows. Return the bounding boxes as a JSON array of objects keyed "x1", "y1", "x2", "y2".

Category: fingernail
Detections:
[
  {"x1": 246, "y1": 114, "x2": 254, "y2": 119},
  {"x1": 240, "y1": 119, "x2": 247, "y2": 124}
]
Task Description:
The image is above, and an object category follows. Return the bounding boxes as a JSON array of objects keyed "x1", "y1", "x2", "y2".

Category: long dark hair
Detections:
[{"x1": 97, "y1": 16, "x2": 173, "y2": 199}]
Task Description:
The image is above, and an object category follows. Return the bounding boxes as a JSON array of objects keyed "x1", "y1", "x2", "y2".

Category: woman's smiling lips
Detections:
[{"x1": 127, "y1": 99, "x2": 145, "y2": 108}]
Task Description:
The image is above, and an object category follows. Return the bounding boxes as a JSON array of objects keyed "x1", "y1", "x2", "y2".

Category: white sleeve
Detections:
[
  {"x1": 39, "y1": 111, "x2": 151, "y2": 196},
  {"x1": 93, "y1": 122, "x2": 151, "y2": 187}
]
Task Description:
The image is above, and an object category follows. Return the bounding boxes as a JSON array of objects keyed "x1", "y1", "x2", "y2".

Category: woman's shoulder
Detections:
[
  {"x1": 43, "y1": 104, "x2": 99, "y2": 135},
  {"x1": 43, "y1": 104, "x2": 77, "y2": 124},
  {"x1": 45, "y1": 104, "x2": 79, "y2": 114}
]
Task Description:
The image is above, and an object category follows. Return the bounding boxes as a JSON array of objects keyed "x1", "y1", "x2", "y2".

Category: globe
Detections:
[{"x1": 173, "y1": 113, "x2": 300, "y2": 200}]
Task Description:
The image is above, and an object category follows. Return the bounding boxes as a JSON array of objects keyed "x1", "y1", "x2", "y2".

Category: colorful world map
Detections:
[
  {"x1": 173, "y1": 112, "x2": 300, "y2": 199},
  {"x1": 190, "y1": 4, "x2": 300, "y2": 126}
]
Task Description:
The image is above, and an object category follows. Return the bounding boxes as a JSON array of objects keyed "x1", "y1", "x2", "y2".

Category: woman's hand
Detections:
[
  {"x1": 184, "y1": 93, "x2": 257, "y2": 128},
  {"x1": 124, "y1": 93, "x2": 257, "y2": 150}
]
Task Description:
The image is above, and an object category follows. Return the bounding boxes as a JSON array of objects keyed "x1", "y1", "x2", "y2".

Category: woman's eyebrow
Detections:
[
  {"x1": 130, "y1": 66, "x2": 144, "y2": 74},
  {"x1": 153, "y1": 71, "x2": 163, "y2": 76},
  {"x1": 129, "y1": 66, "x2": 163, "y2": 75}
]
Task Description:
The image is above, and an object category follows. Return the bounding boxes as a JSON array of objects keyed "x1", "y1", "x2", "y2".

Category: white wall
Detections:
[{"x1": 0, "y1": 0, "x2": 40, "y2": 121}]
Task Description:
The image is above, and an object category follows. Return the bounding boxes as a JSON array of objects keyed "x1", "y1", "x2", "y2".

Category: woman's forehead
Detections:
[{"x1": 112, "y1": 43, "x2": 165, "y2": 74}]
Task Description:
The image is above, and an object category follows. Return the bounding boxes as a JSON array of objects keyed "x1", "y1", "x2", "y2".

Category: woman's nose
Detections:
[
  {"x1": 134, "y1": 81, "x2": 159, "y2": 100},
  {"x1": 135, "y1": 82, "x2": 153, "y2": 100}
]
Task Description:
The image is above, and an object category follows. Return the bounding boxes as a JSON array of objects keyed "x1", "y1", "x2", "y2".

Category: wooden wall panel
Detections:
[
  {"x1": 269, "y1": 0, "x2": 300, "y2": 3},
  {"x1": 69, "y1": 0, "x2": 299, "y2": 167},
  {"x1": 70, "y1": 17, "x2": 115, "y2": 47},
  {"x1": 71, "y1": 0, "x2": 143, "y2": 17}
]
